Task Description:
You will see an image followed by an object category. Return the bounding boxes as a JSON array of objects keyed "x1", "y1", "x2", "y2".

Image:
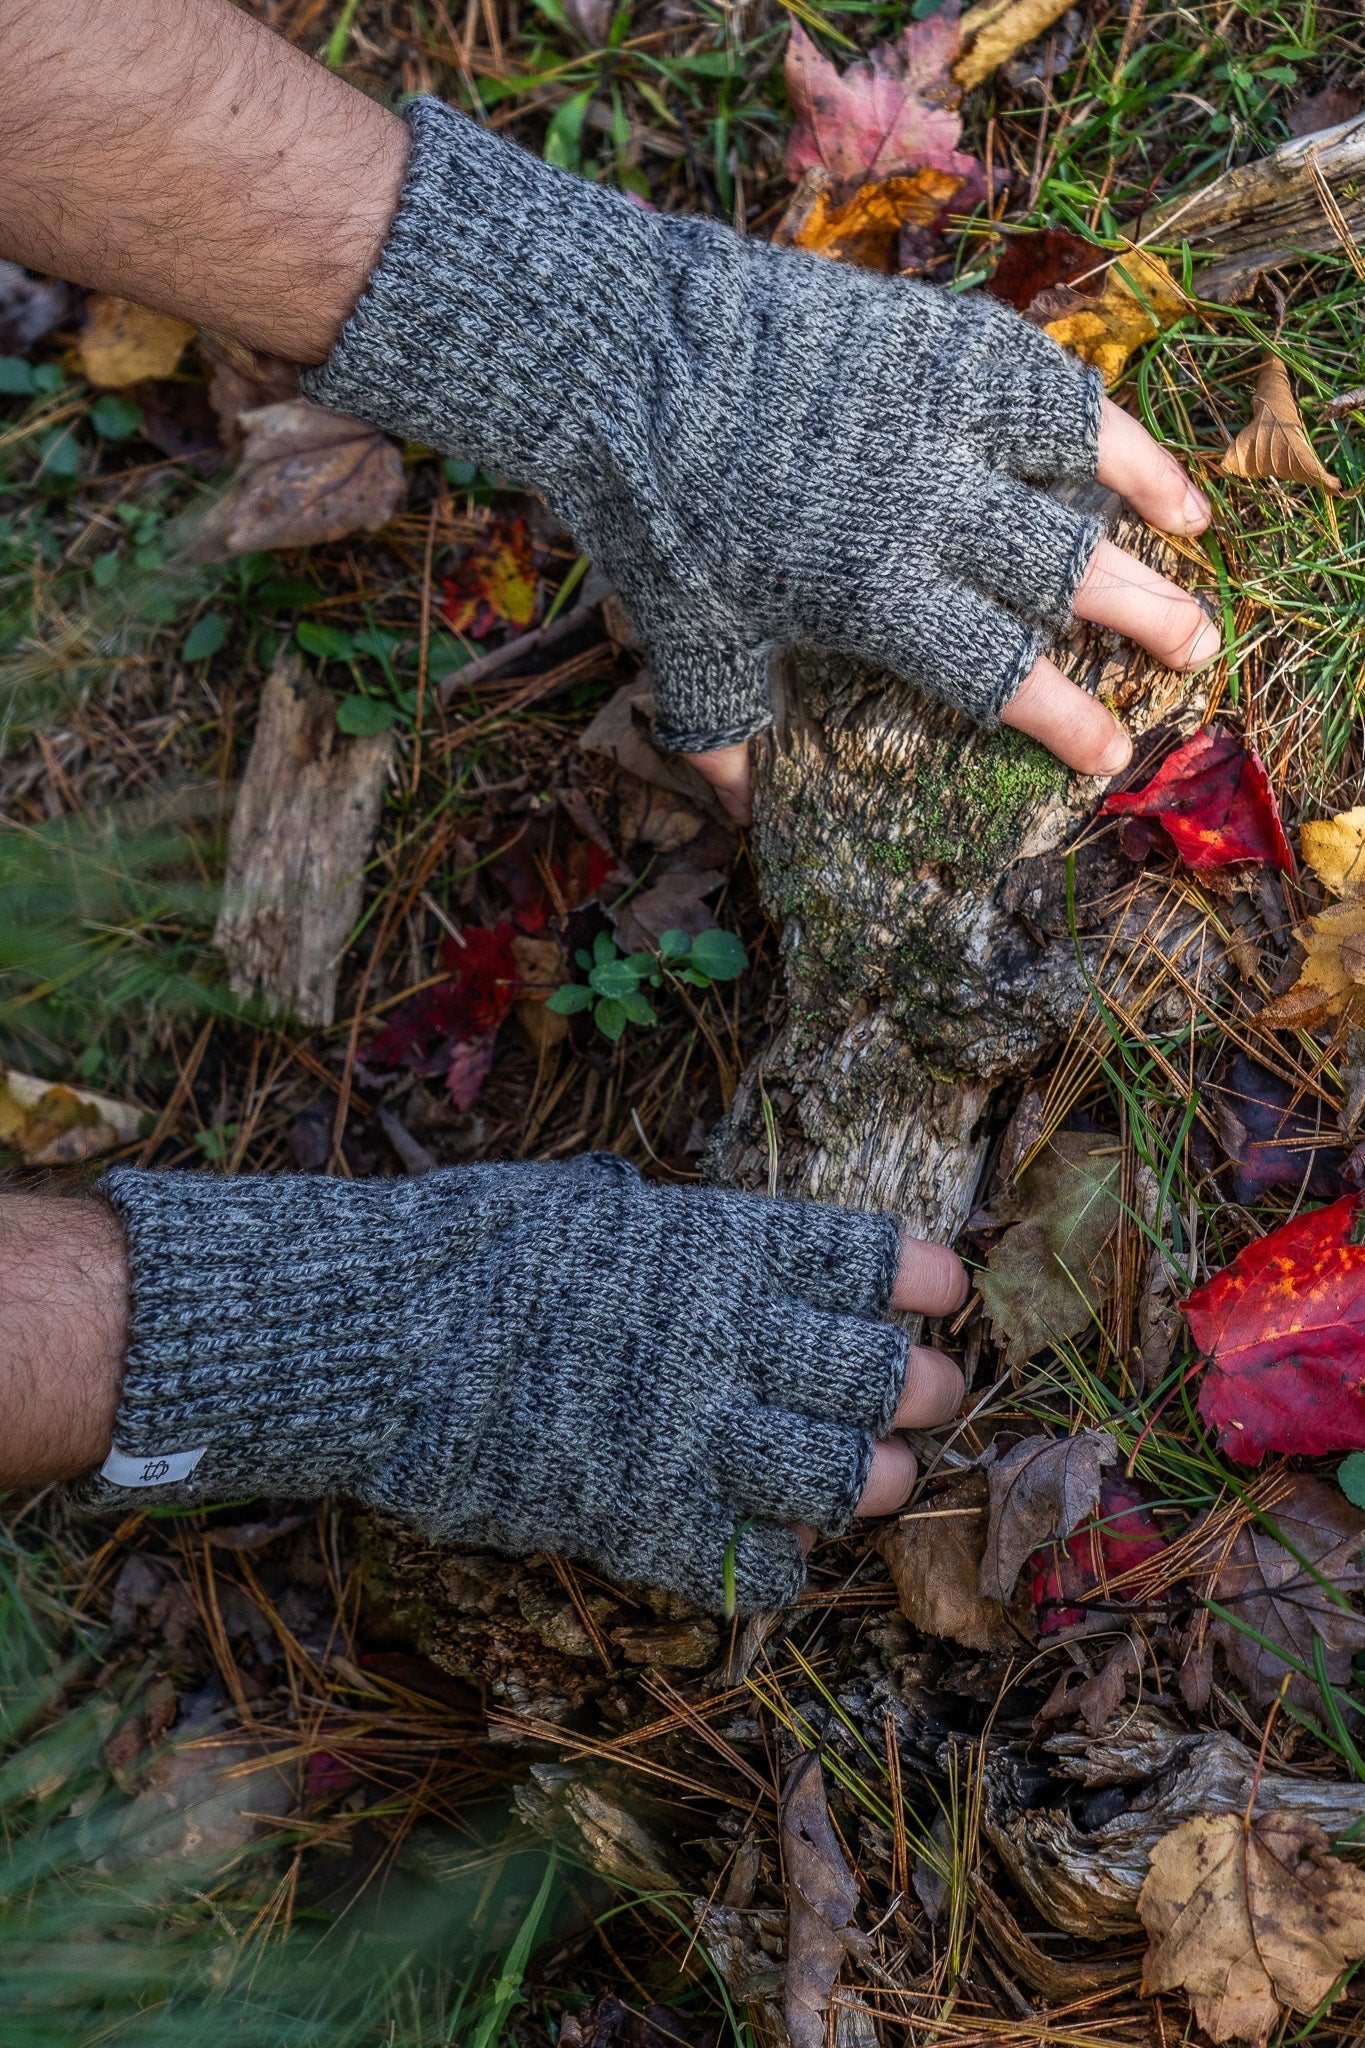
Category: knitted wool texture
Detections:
[
  {"x1": 301, "y1": 97, "x2": 1105, "y2": 754},
  {"x1": 80, "y1": 1158, "x2": 908, "y2": 1613}
]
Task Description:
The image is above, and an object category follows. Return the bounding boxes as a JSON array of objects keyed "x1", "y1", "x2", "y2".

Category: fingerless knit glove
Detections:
[
  {"x1": 78, "y1": 1157, "x2": 908, "y2": 1613},
  {"x1": 300, "y1": 98, "x2": 1104, "y2": 754}
]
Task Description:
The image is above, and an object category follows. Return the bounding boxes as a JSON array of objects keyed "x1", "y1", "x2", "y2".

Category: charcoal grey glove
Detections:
[
  {"x1": 76, "y1": 1157, "x2": 907, "y2": 1613},
  {"x1": 300, "y1": 98, "x2": 1103, "y2": 754}
]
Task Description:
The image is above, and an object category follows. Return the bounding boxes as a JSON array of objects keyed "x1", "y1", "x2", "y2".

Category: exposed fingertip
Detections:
[
  {"x1": 856, "y1": 1436, "x2": 918, "y2": 1518},
  {"x1": 1095, "y1": 725, "x2": 1134, "y2": 776},
  {"x1": 894, "y1": 1347, "x2": 966, "y2": 1430},
  {"x1": 1184, "y1": 619, "x2": 1222, "y2": 670},
  {"x1": 893, "y1": 1235, "x2": 969, "y2": 1315},
  {"x1": 1181, "y1": 484, "x2": 1211, "y2": 532}
]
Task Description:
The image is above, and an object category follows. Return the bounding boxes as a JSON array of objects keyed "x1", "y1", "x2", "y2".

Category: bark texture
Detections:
[
  {"x1": 710, "y1": 499, "x2": 1211, "y2": 1244},
  {"x1": 214, "y1": 652, "x2": 393, "y2": 1026}
]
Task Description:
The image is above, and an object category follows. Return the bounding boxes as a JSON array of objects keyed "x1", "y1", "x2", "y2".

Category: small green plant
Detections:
[{"x1": 547, "y1": 925, "x2": 747, "y2": 1043}]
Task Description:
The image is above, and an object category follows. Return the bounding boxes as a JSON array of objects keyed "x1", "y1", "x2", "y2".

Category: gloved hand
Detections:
[
  {"x1": 301, "y1": 98, "x2": 1105, "y2": 757},
  {"x1": 76, "y1": 1157, "x2": 961, "y2": 1613}
]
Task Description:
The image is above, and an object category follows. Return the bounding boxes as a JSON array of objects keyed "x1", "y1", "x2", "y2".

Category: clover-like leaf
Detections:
[
  {"x1": 546, "y1": 983, "x2": 593, "y2": 1015},
  {"x1": 688, "y1": 927, "x2": 748, "y2": 980},
  {"x1": 594, "y1": 996, "x2": 628, "y2": 1041}
]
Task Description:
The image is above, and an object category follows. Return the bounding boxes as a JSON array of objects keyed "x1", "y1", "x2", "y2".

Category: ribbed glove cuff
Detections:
[{"x1": 72, "y1": 1161, "x2": 910, "y2": 1615}]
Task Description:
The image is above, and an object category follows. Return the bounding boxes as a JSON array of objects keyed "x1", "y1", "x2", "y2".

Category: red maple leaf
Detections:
[
  {"x1": 367, "y1": 924, "x2": 518, "y2": 1110},
  {"x1": 1187, "y1": 1194, "x2": 1365, "y2": 1462},
  {"x1": 1099, "y1": 726, "x2": 1293, "y2": 875},
  {"x1": 1030, "y1": 1476, "x2": 1167, "y2": 1634}
]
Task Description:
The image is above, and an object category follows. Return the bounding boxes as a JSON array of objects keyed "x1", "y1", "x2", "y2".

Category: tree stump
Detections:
[{"x1": 710, "y1": 498, "x2": 1212, "y2": 1242}]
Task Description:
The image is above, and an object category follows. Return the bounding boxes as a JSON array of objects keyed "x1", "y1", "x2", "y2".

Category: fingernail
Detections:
[
  {"x1": 1188, "y1": 620, "x2": 1222, "y2": 668},
  {"x1": 1182, "y1": 484, "x2": 1210, "y2": 530},
  {"x1": 1097, "y1": 728, "x2": 1133, "y2": 776}
]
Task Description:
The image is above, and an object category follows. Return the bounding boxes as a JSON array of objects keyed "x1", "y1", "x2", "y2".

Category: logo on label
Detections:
[{"x1": 99, "y1": 1444, "x2": 208, "y2": 1488}]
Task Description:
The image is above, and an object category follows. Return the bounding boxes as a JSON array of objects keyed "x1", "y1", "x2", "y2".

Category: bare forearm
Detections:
[
  {"x1": 0, "y1": 1194, "x2": 126, "y2": 1485},
  {"x1": 0, "y1": 0, "x2": 407, "y2": 362}
]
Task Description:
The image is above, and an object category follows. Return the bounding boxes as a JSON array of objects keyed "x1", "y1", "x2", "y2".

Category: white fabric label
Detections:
[{"x1": 100, "y1": 1445, "x2": 207, "y2": 1488}]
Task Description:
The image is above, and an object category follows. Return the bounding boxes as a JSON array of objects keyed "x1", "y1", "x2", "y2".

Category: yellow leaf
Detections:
[
  {"x1": 1300, "y1": 805, "x2": 1365, "y2": 898},
  {"x1": 1256, "y1": 898, "x2": 1365, "y2": 1030},
  {"x1": 484, "y1": 542, "x2": 538, "y2": 628},
  {"x1": 78, "y1": 294, "x2": 195, "y2": 388},
  {"x1": 1222, "y1": 355, "x2": 1341, "y2": 491},
  {"x1": 790, "y1": 168, "x2": 966, "y2": 272},
  {"x1": 954, "y1": 0, "x2": 1074, "y2": 91},
  {"x1": 1043, "y1": 249, "x2": 1185, "y2": 388},
  {"x1": 0, "y1": 1069, "x2": 145, "y2": 1167}
]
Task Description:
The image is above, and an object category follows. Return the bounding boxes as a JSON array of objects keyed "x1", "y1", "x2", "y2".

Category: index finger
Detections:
[{"x1": 892, "y1": 1235, "x2": 969, "y2": 1316}]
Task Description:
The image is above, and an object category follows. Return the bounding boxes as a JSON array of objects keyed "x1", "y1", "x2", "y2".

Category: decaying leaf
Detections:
[
  {"x1": 512, "y1": 931, "x2": 569, "y2": 1055},
  {"x1": 78, "y1": 293, "x2": 195, "y2": 388},
  {"x1": 1140, "y1": 1811, "x2": 1365, "y2": 2043},
  {"x1": 1222, "y1": 357, "x2": 1341, "y2": 492},
  {"x1": 367, "y1": 924, "x2": 520, "y2": 1112},
  {"x1": 1211, "y1": 1051, "x2": 1343, "y2": 1204},
  {"x1": 0, "y1": 1067, "x2": 145, "y2": 1167},
  {"x1": 188, "y1": 398, "x2": 405, "y2": 558},
  {"x1": 1301, "y1": 806, "x2": 1365, "y2": 899},
  {"x1": 782, "y1": 1752, "x2": 869, "y2": 2048},
  {"x1": 1042, "y1": 248, "x2": 1185, "y2": 388},
  {"x1": 785, "y1": 166, "x2": 967, "y2": 272},
  {"x1": 610, "y1": 866, "x2": 724, "y2": 956},
  {"x1": 1101, "y1": 727, "x2": 1293, "y2": 876},
  {"x1": 1256, "y1": 900, "x2": 1365, "y2": 1032},
  {"x1": 1201, "y1": 1475, "x2": 1365, "y2": 1725},
  {"x1": 977, "y1": 1132, "x2": 1122, "y2": 1368},
  {"x1": 953, "y1": 0, "x2": 1076, "y2": 92},
  {"x1": 876, "y1": 1472, "x2": 1028, "y2": 1650},
  {"x1": 987, "y1": 227, "x2": 1102, "y2": 312},
  {"x1": 784, "y1": 16, "x2": 986, "y2": 196},
  {"x1": 1286, "y1": 88, "x2": 1364, "y2": 137},
  {"x1": 979, "y1": 1430, "x2": 1118, "y2": 1605},
  {"x1": 1187, "y1": 1194, "x2": 1365, "y2": 1461},
  {"x1": 1031, "y1": 1475, "x2": 1168, "y2": 1636},
  {"x1": 441, "y1": 518, "x2": 540, "y2": 637}
]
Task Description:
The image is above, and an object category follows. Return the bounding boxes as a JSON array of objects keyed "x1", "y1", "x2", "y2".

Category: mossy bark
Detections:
[{"x1": 710, "y1": 502, "x2": 1210, "y2": 1241}]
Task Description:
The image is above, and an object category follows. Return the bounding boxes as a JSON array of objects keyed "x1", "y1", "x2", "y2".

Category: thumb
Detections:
[{"x1": 682, "y1": 741, "x2": 752, "y2": 822}]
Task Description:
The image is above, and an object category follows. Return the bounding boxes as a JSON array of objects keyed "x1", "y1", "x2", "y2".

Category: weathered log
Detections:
[
  {"x1": 982, "y1": 1710, "x2": 1365, "y2": 1937},
  {"x1": 1144, "y1": 112, "x2": 1365, "y2": 303},
  {"x1": 214, "y1": 652, "x2": 393, "y2": 1027},
  {"x1": 709, "y1": 497, "x2": 1213, "y2": 1243}
]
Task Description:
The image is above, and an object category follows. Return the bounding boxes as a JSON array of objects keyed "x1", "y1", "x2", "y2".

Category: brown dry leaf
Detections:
[
  {"x1": 511, "y1": 932, "x2": 568, "y2": 1055},
  {"x1": 978, "y1": 1430, "x2": 1117, "y2": 1604},
  {"x1": 1222, "y1": 358, "x2": 1341, "y2": 491},
  {"x1": 1200, "y1": 1475, "x2": 1365, "y2": 1728},
  {"x1": 610, "y1": 867, "x2": 724, "y2": 956},
  {"x1": 1043, "y1": 249, "x2": 1185, "y2": 388},
  {"x1": 1301, "y1": 807, "x2": 1365, "y2": 899},
  {"x1": 1256, "y1": 900, "x2": 1365, "y2": 1031},
  {"x1": 977, "y1": 1131, "x2": 1123, "y2": 1368},
  {"x1": 189, "y1": 399, "x2": 405, "y2": 558},
  {"x1": 0, "y1": 1068, "x2": 145, "y2": 1167},
  {"x1": 78, "y1": 294, "x2": 195, "y2": 387},
  {"x1": 782, "y1": 1752, "x2": 869, "y2": 2048},
  {"x1": 1140, "y1": 1811, "x2": 1365, "y2": 2043},
  {"x1": 954, "y1": 0, "x2": 1075, "y2": 91},
  {"x1": 788, "y1": 167, "x2": 965, "y2": 272},
  {"x1": 877, "y1": 1472, "x2": 1029, "y2": 1650}
]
